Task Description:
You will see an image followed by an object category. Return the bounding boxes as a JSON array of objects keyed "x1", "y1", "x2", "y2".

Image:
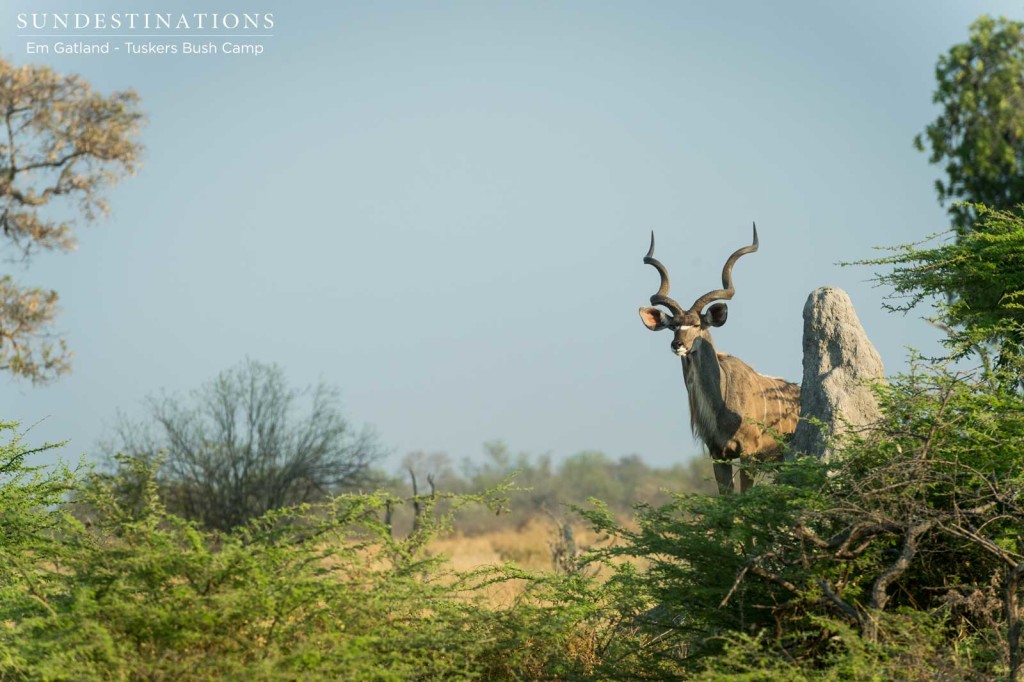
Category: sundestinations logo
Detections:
[
  {"x1": 16, "y1": 12, "x2": 274, "y2": 32},
  {"x1": 14, "y1": 12, "x2": 275, "y2": 57}
]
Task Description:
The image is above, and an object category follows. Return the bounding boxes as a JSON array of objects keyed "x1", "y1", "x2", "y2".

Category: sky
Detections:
[{"x1": 1, "y1": 1, "x2": 1019, "y2": 473}]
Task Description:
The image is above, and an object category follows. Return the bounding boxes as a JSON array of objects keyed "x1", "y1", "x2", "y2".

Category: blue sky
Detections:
[{"x1": 1, "y1": 1, "x2": 1018, "y2": 472}]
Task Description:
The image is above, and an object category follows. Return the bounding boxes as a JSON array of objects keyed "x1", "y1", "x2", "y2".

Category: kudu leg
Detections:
[{"x1": 712, "y1": 460, "x2": 734, "y2": 494}]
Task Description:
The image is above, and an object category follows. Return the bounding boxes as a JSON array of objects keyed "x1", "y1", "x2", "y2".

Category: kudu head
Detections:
[{"x1": 638, "y1": 224, "x2": 759, "y2": 357}]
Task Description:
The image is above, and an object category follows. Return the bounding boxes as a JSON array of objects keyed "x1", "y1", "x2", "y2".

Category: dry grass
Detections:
[
  {"x1": 432, "y1": 517, "x2": 606, "y2": 571},
  {"x1": 343, "y1": 512, "x2": 638, "y2": 606},
  {"x1": 427, "y1": 517, "x2": 622, "y2": 607}
]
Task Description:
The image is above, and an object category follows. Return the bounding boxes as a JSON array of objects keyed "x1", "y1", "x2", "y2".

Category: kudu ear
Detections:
[
  {"x1": 703, "y1": 302, "x2": 729, "y2": 328},
  {"x1": 638, "y1": 307, "x2": 671, "y2": 331}
]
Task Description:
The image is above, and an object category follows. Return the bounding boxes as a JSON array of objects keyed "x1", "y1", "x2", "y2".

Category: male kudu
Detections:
[{"x1": 638, "y1": 225, "x2": 800, "y2": 493}]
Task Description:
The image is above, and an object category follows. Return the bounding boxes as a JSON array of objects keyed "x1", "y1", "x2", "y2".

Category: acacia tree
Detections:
[
  {"x1": 915, "y1": 15, "x2": 1024, "y2": 236},
  {"x1": 0, "y1": 56, "x2": 143, "y2": 383},
  {"x1": 861, "y1": 205, "x2": 1024, "y2": 382},
  {"x1": 107, "y1": 359, "x2": 383, "y2": 531}
]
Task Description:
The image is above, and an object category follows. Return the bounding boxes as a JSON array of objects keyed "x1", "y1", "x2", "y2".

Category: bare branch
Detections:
[
  {"x1": 870, "y1": 519, "x2": 936, "y2": 612},
  {"x1": 818, "y1": 579, "x2": 861, "y2": 627}
]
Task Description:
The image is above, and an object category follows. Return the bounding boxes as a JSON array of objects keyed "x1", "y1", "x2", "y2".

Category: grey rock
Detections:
[{"x1": 789, "y1": 287, "x2": 885, "y2": 461}]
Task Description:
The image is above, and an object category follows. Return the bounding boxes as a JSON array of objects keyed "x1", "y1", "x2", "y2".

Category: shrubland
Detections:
[{"x1": 3, "y1": 207, "x2": 1023, "y2": 680}]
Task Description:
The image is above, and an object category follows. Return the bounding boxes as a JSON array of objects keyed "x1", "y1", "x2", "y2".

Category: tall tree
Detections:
[
  {"x1": 106, "y1": 359, "x2": 383, "y2": 531},
  {"x1": 0, "y1": 56, "x2": 143, "y2": 383},
  {"x1": 915, "y1": 15, "x2": 1024, "y2": 236}
]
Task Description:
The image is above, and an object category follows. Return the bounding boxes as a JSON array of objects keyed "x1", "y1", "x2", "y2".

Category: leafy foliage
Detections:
[
  {"x1": 855, "y1": 204, "x2": 1024, "y2": 381},
  {"x1": 915, "y1": 15, "x2": 1024, "y2": 235},
  {"x1": 0, "y1": 56, "x2": 144, "y2": 383},
  {"x1": 577, "y1": 359, "x2": 1024, "y2": 679},
  {"x1": 0, "y1": 423, "x2": 74, "y2": 608},
  {"x1": 5, "y1": 342, "x2": 1024, "y2": 679},
  {"x1": 2, "y1": 448, "x2": 617, "y2": 680}
]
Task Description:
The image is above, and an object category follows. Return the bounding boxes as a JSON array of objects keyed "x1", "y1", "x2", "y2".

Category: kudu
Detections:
[{"x1": 638, "y1": 225, "x2": 800, "y2": 493}]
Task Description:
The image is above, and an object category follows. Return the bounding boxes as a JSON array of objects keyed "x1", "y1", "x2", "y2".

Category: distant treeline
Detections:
[{"x1": 382, "y1": 442, "x2": 717, "y2": 535}]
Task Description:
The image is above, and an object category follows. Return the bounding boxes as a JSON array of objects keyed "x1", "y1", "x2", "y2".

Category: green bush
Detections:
[
  {"x1": 575, "y1": 358, "x2": 1024, "y2": 679},
  {"x1": 0, "y1": 448, "x2": 624, "y2": 680}
]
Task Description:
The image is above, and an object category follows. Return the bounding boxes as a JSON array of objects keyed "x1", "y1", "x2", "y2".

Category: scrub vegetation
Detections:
[
  {"x1": 2, "y1": 205, "x2": 1023, "y2": 679},
  {"x1": 3, "y1": 13, "x2": 1024, "y2": 681}
]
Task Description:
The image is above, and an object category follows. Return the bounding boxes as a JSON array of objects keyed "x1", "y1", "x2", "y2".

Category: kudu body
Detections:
[{"x1": 638, "y1": 225, "x2": 800, "y2": 493}]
